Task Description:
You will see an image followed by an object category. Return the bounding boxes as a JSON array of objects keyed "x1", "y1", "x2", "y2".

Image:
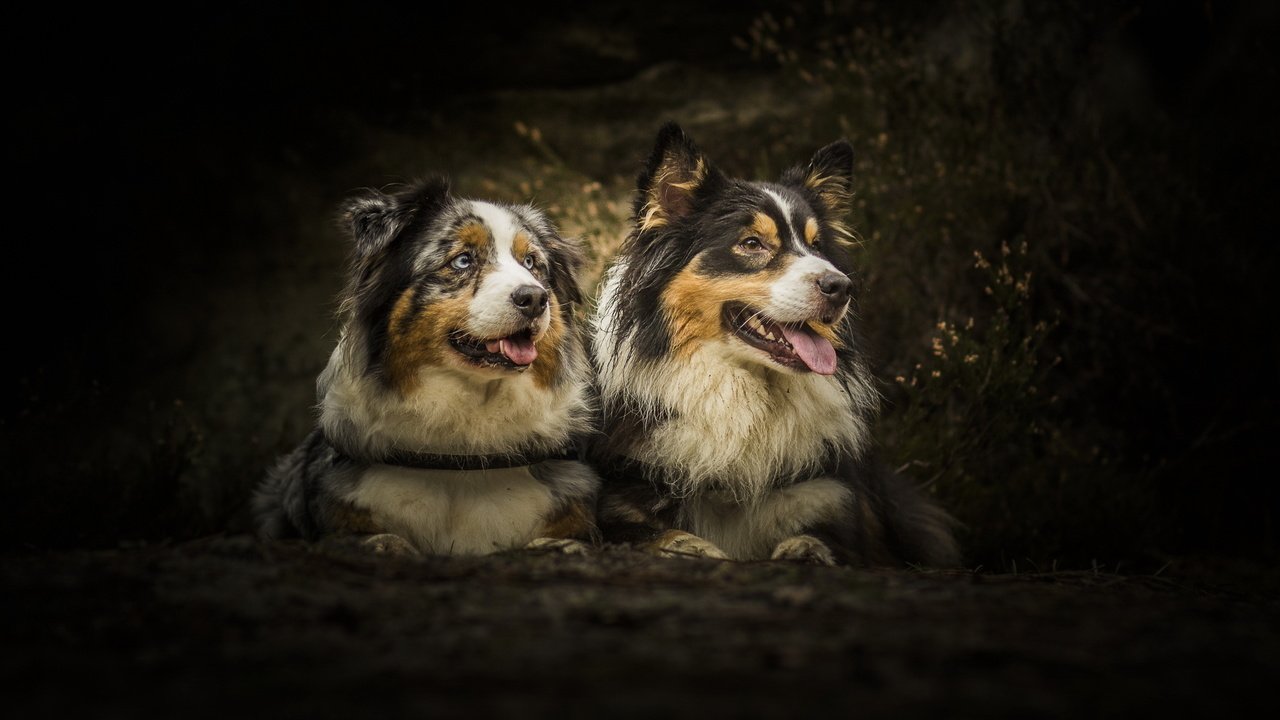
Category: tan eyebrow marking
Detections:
[
  {"x1": 457, "y1": 222, "x2": 490, "y2": 251},
  {"x1": 512, "y1": 231, "x2": 532, "y2": 261},
  {"x1": 804, "y1": 217, "x2": 819, "y2": 245},
  {"x1": 746, "y1": 211, "x2": 780, "y2": 249}
]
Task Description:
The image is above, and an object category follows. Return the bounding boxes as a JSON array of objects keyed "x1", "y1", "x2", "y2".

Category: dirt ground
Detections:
[{"x1": 4, "y1": 539, "x2": 1277, "y2": 719}]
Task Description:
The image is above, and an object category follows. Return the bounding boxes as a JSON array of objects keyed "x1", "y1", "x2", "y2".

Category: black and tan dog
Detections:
[
  {"x1": 254, "y1": 177, "x2": 598, "y2": 555},
  {"x1": 590, "y1": 123, "x2": 959, "y2": 566}
]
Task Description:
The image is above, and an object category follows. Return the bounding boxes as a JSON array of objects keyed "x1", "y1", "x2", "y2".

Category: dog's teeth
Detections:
[
  {"x1": 765, "y1": 331, "x2": 777, "y2": 341},
  {"x1": 747, "y1": 317, "x2": 764, "y2": 333}
]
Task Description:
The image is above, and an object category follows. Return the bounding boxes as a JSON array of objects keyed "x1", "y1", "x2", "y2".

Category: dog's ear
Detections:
[
  {"x1": 541, "y1": 230, "x2": 586, "y2": 307},
  {"x1": 785, "y1": 139, "x2": 855, "y2": 219},
  {"x1": 636, "y1": 122, "x2": 721, "y2": 230},
  {"x1": 341, "y1": 176, "x2": 451, "y2": 258}
]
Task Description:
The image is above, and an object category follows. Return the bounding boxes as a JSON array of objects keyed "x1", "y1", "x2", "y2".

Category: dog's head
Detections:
[
  {"x1": 339, "y1": 177, "x2": 583, "y2": 392},
  {"x1": 611, "y1": 122, "x2": 857, "y2": 376}
]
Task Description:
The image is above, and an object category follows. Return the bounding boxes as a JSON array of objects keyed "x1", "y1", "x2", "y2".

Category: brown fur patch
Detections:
[
  {"x1": 599, "y1": 495, "x2": 651, "y2": 525},
  {"x1": 805, "y1": 169, "x2": 853, "y2": 215},
  {"x1": 512, "y1": 232, "x2": 532, "y2": 263},
  {"x1": 457, "y1": 221, "x2": 490, "y2": 252},
  {"x1": 321, "y1": 500, "x2": 384, "y2": 536},
  {"x1": 531, "y1": 295, "x2": 565, "y2": 388},
  {"x1": 804, "y1": 217, "x2": 819, "y2": 244},
  {"x1": 385, "y1": 289, "x2": 471, "y2": 393},
  {"x1": 661, "y1": 259, "x2": 781, "y2": 357},
  {"x1": 747, "y1": 212, "x2": 780, "y2": 249},
  {"x1": 803, "y1": 173, "x2": 856, "y2": 247},
  {"x1": 540, "y1": 498, "x2": 594, "y2": 540},
  {"x1": 641, "y1": 157, "x2": 707, "y2": 231}
]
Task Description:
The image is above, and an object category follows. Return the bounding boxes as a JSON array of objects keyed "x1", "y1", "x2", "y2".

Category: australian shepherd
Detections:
[
  {"x1": 254, "y1": 177, "x2": 598, "y2": 555},
  {"x1": 590, "y1": 123, "x2": 959, "y2": 566}
]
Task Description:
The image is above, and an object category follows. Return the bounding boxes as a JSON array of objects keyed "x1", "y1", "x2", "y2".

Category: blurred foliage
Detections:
[{"x1": 743, "y1": 0, "x2": 1275, "y2": 565}]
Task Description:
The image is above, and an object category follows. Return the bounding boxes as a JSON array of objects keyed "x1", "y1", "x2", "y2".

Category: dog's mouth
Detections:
[
  {"x1": 722, "y1": 303, "x2": 837, "y2": 376},
  {"x1": 449, "y1": 329, "x2": 538, "y2": 370}
]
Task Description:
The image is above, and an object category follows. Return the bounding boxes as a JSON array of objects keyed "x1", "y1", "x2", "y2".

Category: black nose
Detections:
[
  {"x1": 511, "y1": 284, "x2": 549, "y2": 319},
  {"x1": 816, "y1": 272, "x2": 851, "y2": 305}
]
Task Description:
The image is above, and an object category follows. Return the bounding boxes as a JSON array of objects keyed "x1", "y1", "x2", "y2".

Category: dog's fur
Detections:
[
  {"x1": 253, "y1": 177, "x2": 598, "y2": 555},
  {"x1": 590, "y1": 123, "x2": 959, "y2": 566}
]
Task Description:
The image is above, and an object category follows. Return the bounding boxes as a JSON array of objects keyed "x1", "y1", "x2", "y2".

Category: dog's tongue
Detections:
[
  {"x1": 486, "y1": 335, "x2": 538, "y2": 366},
  {"x1": 780, "y1": 324, "x2": 837, "y2": 375}
]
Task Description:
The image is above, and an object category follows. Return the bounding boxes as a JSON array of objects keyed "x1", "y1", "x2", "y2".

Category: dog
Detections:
[
  {"x1": 590, "y1": 123, "x2": 959, "y2": 566},
  {"x1": 253, "y1": 177, "x2": 598, "y2": 555}
]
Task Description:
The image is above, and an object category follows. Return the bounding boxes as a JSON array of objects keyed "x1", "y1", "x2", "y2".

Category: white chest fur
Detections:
[
  {"x1": 345, "y1": 465, "x2": 556, "y2": 555},
  {"x1": 682, "y1": 477, "x2": 853, "y2": 560}
]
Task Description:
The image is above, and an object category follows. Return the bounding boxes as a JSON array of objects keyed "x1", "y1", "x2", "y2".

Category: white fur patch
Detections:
[
  {"x1": 766, "y1": 254, "x2": 846, "y2": 323},
  {"x1": 345, "y1": 465, "x2": 557, "y2": 555},
  {"x1": 761, "y1": 188, "x2": 797, "y2": 242},
  {"x1": 468, "y1": 201, "x2": 522, "y2": 250},
  {"x1": 683, "y1": 478, "x2": 852, "y2": 560}
]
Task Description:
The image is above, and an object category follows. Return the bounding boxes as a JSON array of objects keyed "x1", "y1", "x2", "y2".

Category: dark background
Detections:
[{"x1": 5, "y1": 0, "x2": 1278, "y2": 565}]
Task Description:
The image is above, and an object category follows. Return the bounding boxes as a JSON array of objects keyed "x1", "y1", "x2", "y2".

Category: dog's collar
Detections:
[
  {"x1": 327, "y1": 434, "x2": 582, "y2": 472},
  {"x1": 372, "y1": 446, "x2": 581, "y2": 471}
]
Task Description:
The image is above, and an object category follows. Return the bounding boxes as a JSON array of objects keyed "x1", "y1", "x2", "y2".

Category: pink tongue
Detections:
[
  {"x1": 780, "y1": 324, "x2": 837, "y2": 375},
  {"x1": 491, "y1": 335, "x2": 537, "y2": 366}
]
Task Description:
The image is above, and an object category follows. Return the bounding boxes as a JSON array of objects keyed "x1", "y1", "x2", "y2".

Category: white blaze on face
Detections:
[
  {"x1": 765, "y1": 254, "x2": 845, "y2": 322},
  {"x1": 466, "y1": 201, "x2": 550, "y2": 339},
  {"x1": 761, "y1": 188, "x2": 799, "y2": 245},
  {"x1": 758, "y1": 189, "x2": 849, "y2": 324}
]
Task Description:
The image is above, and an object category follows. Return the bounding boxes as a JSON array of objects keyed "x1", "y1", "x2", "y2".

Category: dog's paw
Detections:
[
  {"x1": 649, "y1": 530, "x2": 730, "y2": 560},
  {"x1": 317, "y1": 532, "x2": 420, "y2": 557},
  {"x1": 770, "y1": 535, "x2": 837, "y2": 566},
  {"x1": 358, "y1": 533, "x2": 421, "y2": 556},
  {"x1": 524, "y1": 537, "x2": 590, "y2": 555}
]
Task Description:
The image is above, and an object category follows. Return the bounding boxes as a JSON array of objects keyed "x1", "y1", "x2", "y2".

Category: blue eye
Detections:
[
  {"x1": 522, "y1": 253, "x2": 536, "y2": 270},
  {"x1": 451, "y1": 252, "x2": 473, "y2": 270}
]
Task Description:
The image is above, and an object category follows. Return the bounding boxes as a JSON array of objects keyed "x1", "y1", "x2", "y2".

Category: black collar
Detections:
[{"x1": 373, "y1": 446, "x2": 581, "y2": 471}]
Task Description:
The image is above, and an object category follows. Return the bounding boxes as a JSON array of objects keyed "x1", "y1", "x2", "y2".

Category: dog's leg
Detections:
[
  {"x1": 770, "y1": 534, "x2": 837, "y2": 565},
  {"x1": 648, "y1": 529, "x2": 730, "y2": 560}
]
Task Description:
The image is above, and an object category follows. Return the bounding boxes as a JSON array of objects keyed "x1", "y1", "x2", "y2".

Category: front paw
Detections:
[
  {"x1": 318, "y1": 532, "x2": 421, "y2": 557},
  {"x1": 648, "y1": 530, "x2": 730, "y2": 560},
  {"x1": 770, "y1": 535, "x2": 837, "y2": 566},
  {"x1": 524, "y1": 537, "x2": 591, "y2": 555},
  {"x1": 361, "y1": 533, "x2": 421, "y2": 556}
]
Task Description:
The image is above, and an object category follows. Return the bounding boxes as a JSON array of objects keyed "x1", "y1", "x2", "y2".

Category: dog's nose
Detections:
[
  {"x1": 511, "y1": 284, "x2": 549, "y2": 319},
  {"x1": 816, "y1": 272, "x2": 851, "y2": 305}
]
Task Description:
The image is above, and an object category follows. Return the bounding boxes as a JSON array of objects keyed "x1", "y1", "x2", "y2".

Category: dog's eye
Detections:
[
  {"x1": 450, "y1": 252, "x2": 473, "y2": 270},
  {"x1": 522, "y1": 253, "x2": 536, "y2": 270},
  {"x1": 739, "y1": 237, "x2": 765, "y2": 252}
]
